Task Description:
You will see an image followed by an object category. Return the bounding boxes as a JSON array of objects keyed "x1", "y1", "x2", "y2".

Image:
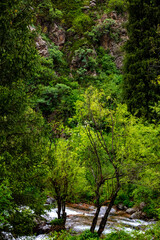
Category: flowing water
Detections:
[
  {"x1": 2, "y1": 205, "x2": 155, "y2": 240},
  {"x1": 43, "y1": 205, "x2": 152, "y2": 232}
]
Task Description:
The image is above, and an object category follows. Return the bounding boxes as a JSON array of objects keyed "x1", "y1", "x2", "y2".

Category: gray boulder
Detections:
[
  {"x1": 117, "y1": 203, "x2": 124, "y2": 210},
  {"x1": 130, "y1": 211, "x2": 142, "y2": 219},
  {"x1": 46, "y1": 196, "x2": 56, "y2": 205},
  {"x1": 126, "y1": 207, "x2": 137, "y2": 214}
]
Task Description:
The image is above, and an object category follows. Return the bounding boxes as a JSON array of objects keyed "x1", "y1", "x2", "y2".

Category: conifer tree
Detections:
[{"x1": 123, "y1": 0, "x2": 160, "y2": 119}]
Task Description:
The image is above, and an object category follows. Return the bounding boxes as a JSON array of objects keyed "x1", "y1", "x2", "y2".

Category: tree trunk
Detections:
[
  {"x1": 57, "y1": 198, "x2": 61, "y2": 219},
  {"x1": 97, "y1": 187, "x2": 120, "y2": 236},
  {"x1": 90, "y1": 182, "x2": 102, "y2": 233},
  {"x1": 90, "y1": 205, "x2": 101, "y2": 233},
  {"x1": 62, "y1": 201, "x2": 67, "y2": 224}
]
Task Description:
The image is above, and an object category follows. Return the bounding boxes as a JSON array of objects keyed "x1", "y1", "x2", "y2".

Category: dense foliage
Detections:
[
  {"x1": 123, "y1": 0, "x2": 160, "y2": 119},
  {"x1": 0, "y1": 0, "x2": 48, "y2": 234},
  {"x1": 0, "y1": 0, "x2": 160, "y2": 238}
]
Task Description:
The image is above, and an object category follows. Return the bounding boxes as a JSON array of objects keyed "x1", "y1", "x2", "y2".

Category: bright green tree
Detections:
[
  {"x1": 47, "y1": 138, "x2": 87, "y2": 224},
  {"x1": 73, "y1": 86, "x2": 160, "y2": 235}
]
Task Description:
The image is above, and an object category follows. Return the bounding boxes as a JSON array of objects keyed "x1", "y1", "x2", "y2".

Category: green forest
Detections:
[{"x1": 0, "y1": 0, "x2": 160, "y2": 239}]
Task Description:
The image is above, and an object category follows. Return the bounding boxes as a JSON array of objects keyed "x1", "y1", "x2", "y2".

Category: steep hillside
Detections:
[{"x1": 31, "y1": 0, "x2": 128, "y2": 125}]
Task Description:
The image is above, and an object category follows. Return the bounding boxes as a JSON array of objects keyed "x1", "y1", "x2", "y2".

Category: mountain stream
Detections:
[{"x1": 3, "y1": 204, "x2": 155, "y2": 240}]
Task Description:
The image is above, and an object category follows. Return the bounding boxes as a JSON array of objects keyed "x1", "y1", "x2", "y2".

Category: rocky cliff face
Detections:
[
  {"x1": 99, "y1": 12, "x2": 128, "y2": 69},
  {"x1": 34, "y1": 21, "x2": 66, "y2": 57},
  {"x1": 35, "y1": 10, "x2": 128, "y2": 70}
]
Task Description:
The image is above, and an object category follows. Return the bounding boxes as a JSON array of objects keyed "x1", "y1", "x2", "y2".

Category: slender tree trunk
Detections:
[
  {"x1": 62, "y1": 201, "x2": 67, "y2": 225},
  {"x1": 90, "y1": 205, "x2": 101, "y2": 233},
  {"x1": 90, "y1": 183, "x2": 102, "y2": 233},
  {"x1": 97, "y1": 187, "x2": 120, "y2": 236},
  {"x1": 57, "y1": 198, "x2": 61, "y2": 219}
]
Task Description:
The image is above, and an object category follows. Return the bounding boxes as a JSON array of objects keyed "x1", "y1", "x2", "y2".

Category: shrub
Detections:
[
  {"x1": 49, "y1": 43, "x2": 66, "y2": 68},
  {"x1": 78, "y1": 230, "x2": 99, "y2": 240},
  {"x1": 73, "y1": 47, "x2": 98, "y2": 76},
  {"x1": 9, "y1": 208, "x2": 36, "y2": 236},
  {"x1": 87, "y1": 19, "x2": 115, "y2": 43},
  {"x1": 132, "y1": 186, "x2": 159, "y2": 218},
  {"x1": 50, "y1": 218, "x2": 64, "y2": 226},
  {"x1": 50, "y1": 230, "x2": 76, "y2": 240},
  {"x1": 107, "y1": 0, "x2": 127, "y2": 14},
  {"x1": 132, "y1": 222, "x2": 160, "y2": 240},
  {"x1": 0, "y1": 181, "x2": 13, "y2": 229},
  {"x1": 37, "y1": 0, "x2": 63, "y2": 21},
  {"x1": 72, "y1": 14, "x2": 92, "y2": 33},
  {"x1": 143, "y1": 222, "x2": 160, "y2": 240},
  {"x1": 100, "y1": 54, "x2": 118, "y2": 75},
  {"x1": 105, "y1": 230, "x2": 132, "y2": 240},
  {"x1": 51, "y1": 0, "x2": 83, "y2": 25},
  {"x1": 114, "y1": 188, "x2": 134, "y2": 208},
  {"x1": 36, "y1": 83, "x2": 78, "y2": 121}
]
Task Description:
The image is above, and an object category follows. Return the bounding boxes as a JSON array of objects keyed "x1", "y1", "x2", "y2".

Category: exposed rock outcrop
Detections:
[
  {"x1": 100, "y1": 12, "x2": 128, "y2": 69},
  {"x1": 35, "y1": 35, "x2": 49, "y2": 57},
  {"x1": 139, "y1": 202, "x2": 146, "y2": 210},
  {"x1": 36, "y1": 18, "x2": 66, "y2": 48},
  {"x1": 90, "y1": 0, "x2": 96, "y2": 7},
  {"x1": 48, "y1": 24, "x2": 65, "y2": 47}
]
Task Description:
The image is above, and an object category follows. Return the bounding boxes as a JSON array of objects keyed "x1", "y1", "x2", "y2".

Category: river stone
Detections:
[
  {"x1": 41, "y1": 225, "x2": 52, "y2": 232},
  {"x1": 130, "y1": 211, "x2": 142, "y2": 219},
  {"x1": 117, "y1": 203, "x2": 124, "y2": 210},
  {"x1": 141, "y1": 212, "x2": 147, "y2": 219},
  {"x1": 46, "y1": 196, "x2": 56, "y2": 205},
  {"x1": 99, "y1": 206, "x2": 116, "y2": 216},
  {"x1": 110, "y1": 207, "x2": 116, "y2": 215},
  {"x1": 34, "y1": 221, "x2": 52, "y2": 235},
  {"x1": 1, "y1": 232, "x2": 13, "y2": 240},
  {"x1": 126, "y1": 207, "x2": 137, "y2": 214}
]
